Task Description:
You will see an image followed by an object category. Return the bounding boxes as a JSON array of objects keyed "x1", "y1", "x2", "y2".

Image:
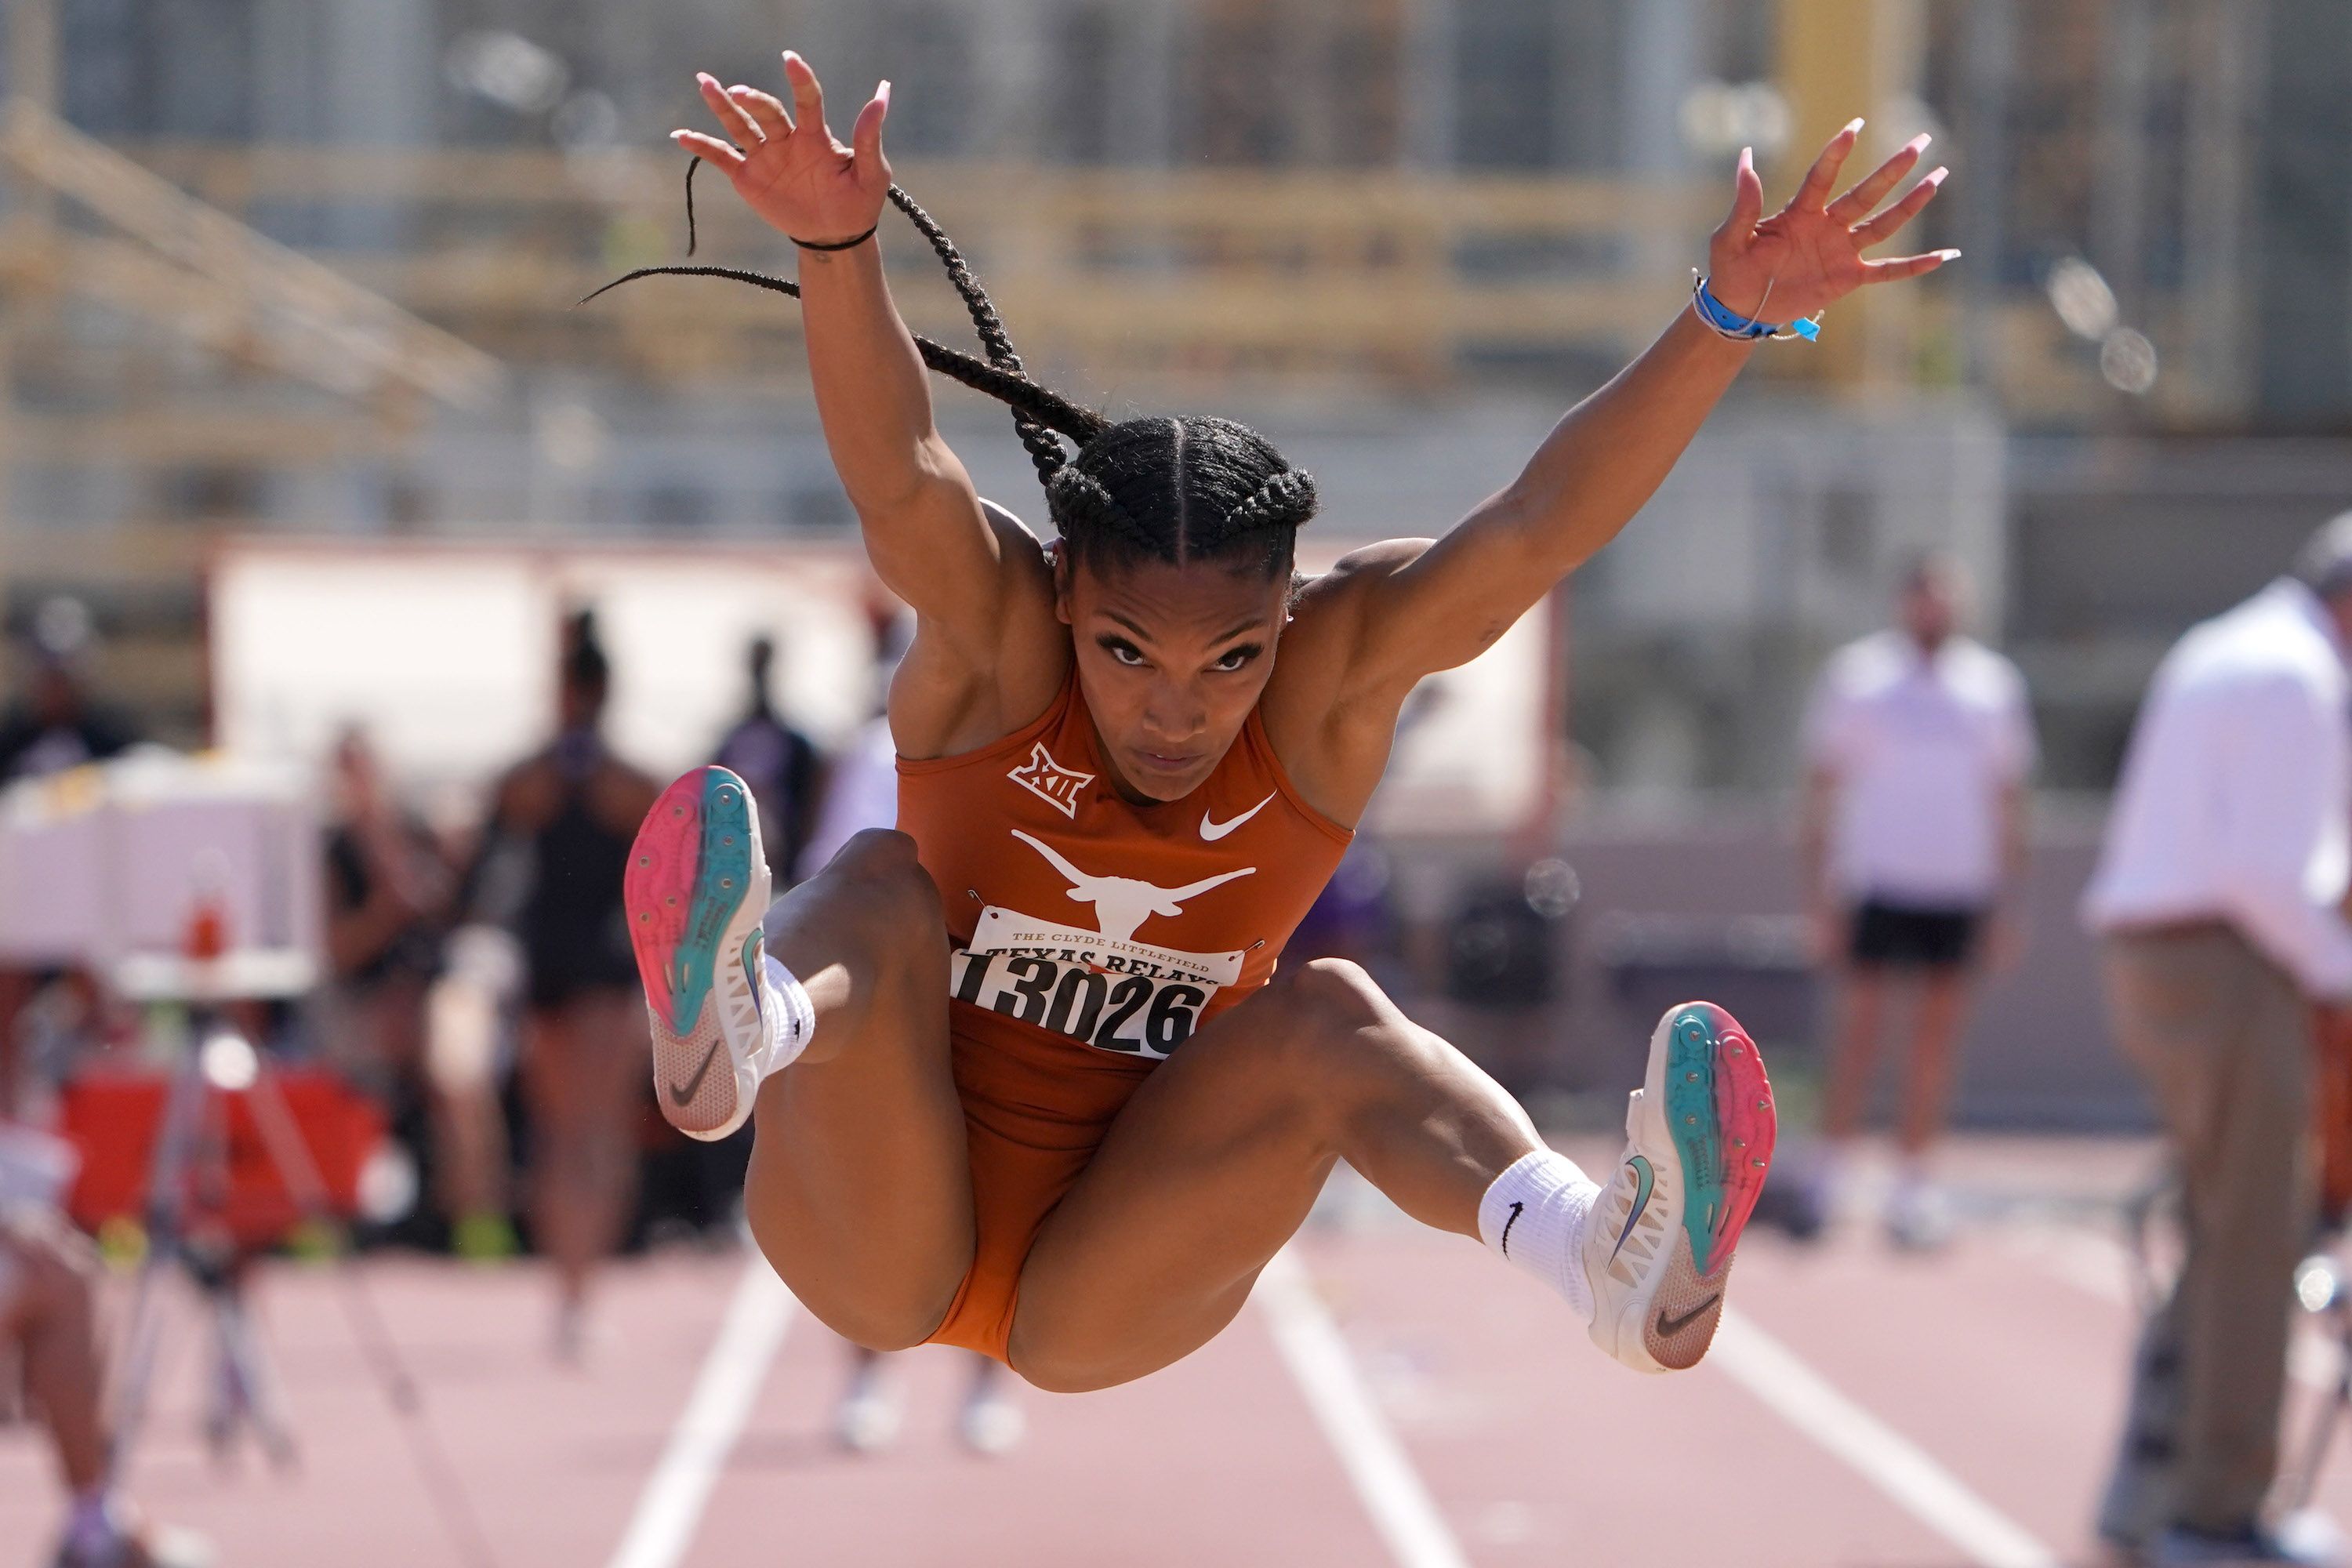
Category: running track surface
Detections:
[{"x1": 7, "y1": 1134, "x2": 2349, "y2": 1568}]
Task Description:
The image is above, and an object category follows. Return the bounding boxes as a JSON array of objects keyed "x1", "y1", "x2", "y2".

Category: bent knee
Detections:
[
  {"x1": 790, "y1": 827, "x2": 936, "y2": 964},
  {"x1": 1269, "y1": 956, "x2": 1394, "y2": 1045},
  {"x1": 789, "y1": 1282, "x2": 954, "y2": 1355},
  {"x1": 1257, "y1": 956, "x2": 1456, "y2": 1098},
  {"x1": 813, "y1": 830, "x2": 943, "y2": 938},
  {"x1": 1010, "y1": 1352, "x2": 1123, "y2": 1396},
  {"x1": 1005, "y1": 1326, "x2": 1149, "y2": 1394}
]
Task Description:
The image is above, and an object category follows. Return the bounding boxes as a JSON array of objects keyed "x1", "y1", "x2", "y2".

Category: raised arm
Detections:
[
  {"x1": 1319, "y1": 125, "x2": 1955, "y2": 701},
  {"x1": 673, "y1": 56, "x2": 1053, "y2": 691}
]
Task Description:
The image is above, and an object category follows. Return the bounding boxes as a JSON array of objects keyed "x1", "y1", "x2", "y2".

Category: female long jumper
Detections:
[{"x1": 614, "y1": 53, "x2": 1952, "y2": 1392}]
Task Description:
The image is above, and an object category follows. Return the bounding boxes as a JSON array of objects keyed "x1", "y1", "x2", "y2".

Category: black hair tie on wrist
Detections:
[{"x1": 793, "y1": 223, "x2": 879, "y2": 253}]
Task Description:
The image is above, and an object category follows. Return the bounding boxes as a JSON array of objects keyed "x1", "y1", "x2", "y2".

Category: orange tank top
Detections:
[{"x1": 896, "y1": 671, "x2": 1352, "y2": 1062}]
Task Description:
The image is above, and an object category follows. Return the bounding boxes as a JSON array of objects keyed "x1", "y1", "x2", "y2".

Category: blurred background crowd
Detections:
[{"x1": 1, "y1": 1, "x2": 2350, "y2": 1565}]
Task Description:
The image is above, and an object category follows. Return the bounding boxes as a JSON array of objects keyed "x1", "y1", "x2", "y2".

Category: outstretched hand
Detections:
[
  {"x1": 673, "y1": 52, "x2": 891, "y2": 248},
  {"x1": 1706, "y1": 121, "x2": 1956, "y2": 328}
]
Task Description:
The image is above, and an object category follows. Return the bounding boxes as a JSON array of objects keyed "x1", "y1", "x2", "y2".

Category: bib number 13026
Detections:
[{"x1": 950, "y1": 949, "x2": 1207, "y2": 1059}]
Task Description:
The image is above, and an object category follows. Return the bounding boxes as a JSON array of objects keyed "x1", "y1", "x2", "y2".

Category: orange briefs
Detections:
[{"x1": 923, "y1": 1004, "x2": 1155, "y2": 1365}]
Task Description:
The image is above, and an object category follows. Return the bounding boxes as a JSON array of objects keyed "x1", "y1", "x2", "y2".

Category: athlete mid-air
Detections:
[{"x1": 605, "y1": 51, "x2": 1952, "y2": 1390}]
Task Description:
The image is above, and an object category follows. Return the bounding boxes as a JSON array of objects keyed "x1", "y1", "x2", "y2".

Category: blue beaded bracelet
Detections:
[{"x1": 1690, "y1": 270, "x2": 1821, "y2": 343}]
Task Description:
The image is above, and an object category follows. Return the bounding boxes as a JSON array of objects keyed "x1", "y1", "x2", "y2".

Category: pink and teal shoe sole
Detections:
[
  {"x1": 1661, "y1": 1000, "x2": 1777, "y2": 1282},
  {"x1": 626, "y1": 767, "x2": 758, "y2": 1040}
]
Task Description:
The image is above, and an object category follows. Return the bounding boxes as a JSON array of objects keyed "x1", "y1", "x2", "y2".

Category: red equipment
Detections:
[{"x1": 58, "y1": 1067, "x2": 383, "y2": 1249}]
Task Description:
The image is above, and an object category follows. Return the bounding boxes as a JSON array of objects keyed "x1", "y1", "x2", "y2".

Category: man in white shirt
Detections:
[
  {"x1": 1800, "y1": 555, "x2": 2034, "y2": 1246},
  {"x1": 2085, "y1": 516, "x2": 2352, "y2": 1566}
]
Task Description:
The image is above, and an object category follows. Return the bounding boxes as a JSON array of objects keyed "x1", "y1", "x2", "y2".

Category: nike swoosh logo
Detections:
[
  {"x1": 668, "y1": 1037, "x2": 724, "y2": 1108},
  {"x1": 1200, "y1": 793, "x2": 1276, "y2": 842},
  {"x1": 668, "y1": 929, "x2": 763, "y2": 1109},
  {"x1": 741, "y1": 927, "x2": 764, "y2": 993},
  {"x1": 1655, "y1": 1294, "x2": 1721, "y2": 1338},
  {"x1": 1609, "y1": 1155, "x2": 1654, "y2": 1265},
  {"x1": 1499, "y1": 1200, "x2": 1524, "y2": 1257}
]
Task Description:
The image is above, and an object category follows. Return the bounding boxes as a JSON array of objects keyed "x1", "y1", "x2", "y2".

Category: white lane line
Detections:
[
  {"x1": 607, "y1": 1258, "x2": 797, "y2": 1568},
  {"x1": 1254, "y1": 1247, "x2": 1472, "y2": 1568},
  {"x1": 1711, "y1": 1308, "x2": 2062, "y2": 1568}
]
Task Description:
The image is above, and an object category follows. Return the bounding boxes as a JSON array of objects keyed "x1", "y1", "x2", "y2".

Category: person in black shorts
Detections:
[
  {"x1": 1799, "y1": 558, "x2": 2036, "y2": 1247},
  {"x1": 1848, "y1": 900, "x2": 1981, "y2": 969},
  {"x1": 473, "y1": 611, "x2": 660, "y2": 1357}
]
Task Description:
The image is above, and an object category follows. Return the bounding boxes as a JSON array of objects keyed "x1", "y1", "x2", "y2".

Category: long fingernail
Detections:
[
  {"x1": 696, "y1": 72, "x2": 716, "y2": 85},
  {"x1": 1908, "y1": 132, "x2": 1933, "y2": 152},
  {"x1": 1845, "y1": 117, "x2": 1865, "y2": 135},
  {"x1": 879, "y1": 79, "x2": 892, "y2": 101},
  {"x1": 782, "y1": 50, "x2": 801, "y2": 66},
  {"x1": 1926, "y1": 166, "x2": 1949, "y2": 186},
  {"x1": 1939, "y1": 249, "x2": 1963, "y2": 261}
]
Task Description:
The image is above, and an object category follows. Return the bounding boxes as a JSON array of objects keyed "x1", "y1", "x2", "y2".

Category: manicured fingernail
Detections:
[
  {"x1": 1909, "y1": 132, "x2": 1933, "y2": 151},
  {"x1": 782, "y1": 50, "x2": 801, "y2": 66},
  {"x1": 696, "y1": 72, "x2": 716, "y2": 85},
  {"x1": 1939, "y1": 249, "x2": 1963, "y2": 261},
  {"x1": 1845, "y1": 117, "x2": 1865, "y2": 135},
  {"x1": 1926, "y1": 166, "x2": 1949, "y2": 186},
  {"x1": 879, "y1": 79, "x2": 891, "y2": 101}
]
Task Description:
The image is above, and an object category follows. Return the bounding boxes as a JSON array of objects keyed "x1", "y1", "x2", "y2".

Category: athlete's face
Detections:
[{"x1": 1058, "y1": 555, "x2": 1290, "y2": 803}]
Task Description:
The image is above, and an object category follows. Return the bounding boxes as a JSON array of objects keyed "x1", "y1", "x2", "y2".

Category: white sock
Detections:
[
  {"x1": 1478, "y1": 1149, "x2": 1601, "y2": 1323},
  {"x1": 758, "y1": 952, "x2": 817, "y2": 1078}
]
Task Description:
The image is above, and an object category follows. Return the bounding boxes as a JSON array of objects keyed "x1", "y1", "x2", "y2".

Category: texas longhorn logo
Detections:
[
  {"x1": 1011, "y1": 830, "x2": 1254, "y2": 942},
  {"x1": 1007, "y1": 742, "x2": 1094, "y2": 818}
]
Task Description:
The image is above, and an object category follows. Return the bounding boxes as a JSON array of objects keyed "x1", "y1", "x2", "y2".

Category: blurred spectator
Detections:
[
  {"x1": 1290, "y1": 843, "x2": 1400, "y2": 975},
  {"x1": 2, "y1": 1125, "x2": 204, "y2": 1568},
  {"x1": 0, "y1": 598, "x2": 137, "y2": 786},
  {"x1": 713, "y1": 637, "x2": 822, "y2": 888},
  {"x1": 1799, "y1": 556, "x2": 2034, "y2": 1246},
  {"x1": 2085, "y1": 514, "x2": 2352, "y2": 1565},
  {"x1": 472, "y1": 611, "x2": 659, "y2": 1360},
  {"x1": 0, "y1": 598, "x2": 140, "y2": 1118},
  {"x1": 797, "y1": 612, "x2": 909, "y2": 884},
  {"x1": 321, "y1": 729, "x2": 510, "y2": 1255}
]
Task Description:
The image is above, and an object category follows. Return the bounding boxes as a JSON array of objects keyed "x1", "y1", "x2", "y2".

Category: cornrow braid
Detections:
[
  {"x1": 1046, "y1": 466, "x2": 1155, "y2": 556},
  {"x1": 1049, "y1": 415, "x2": 1319, "y2": 580},
  {"x1": 1218, "y1": 467, "x2": 1319, "y2": 541}
]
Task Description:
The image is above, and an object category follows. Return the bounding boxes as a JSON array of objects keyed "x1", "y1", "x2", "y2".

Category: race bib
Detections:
[{"x1": 948, "y1": 906, "x2": 1246, "y2": 1059}]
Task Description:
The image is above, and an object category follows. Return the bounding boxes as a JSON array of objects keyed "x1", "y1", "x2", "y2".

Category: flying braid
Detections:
[
  {"x1": 579, "y1": 157, "x2": 1109, "y2": 462},
  {"x1": 884, "y1": 184, "x2": 1068, "y2": 487},
  {"x1": 581, "y1": 158, "x2": 1316, "y2": 583}
]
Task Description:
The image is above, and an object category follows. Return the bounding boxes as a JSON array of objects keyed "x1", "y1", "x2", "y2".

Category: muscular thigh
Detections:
[
  {"x1": 1008, "y1": 971, "x2": 1343, "y2": 1391},
  {"x1": 742, "y1": 832, "x2": 975, "y2": 1349}
]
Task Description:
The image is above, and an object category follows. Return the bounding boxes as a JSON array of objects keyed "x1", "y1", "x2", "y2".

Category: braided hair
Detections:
[{"x1": 583, "y1": 159, "x2": 1319, "y2": 580}]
